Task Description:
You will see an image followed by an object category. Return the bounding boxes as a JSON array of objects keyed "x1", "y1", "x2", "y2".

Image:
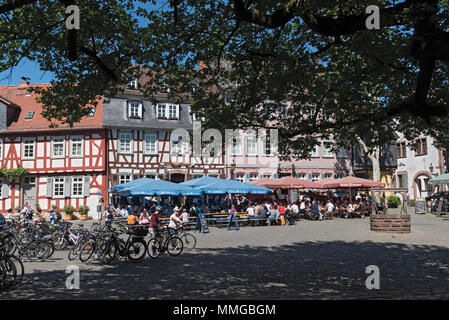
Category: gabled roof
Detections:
[{"x1": 0, "y1": 82, "x2": 103, "y2": 133}]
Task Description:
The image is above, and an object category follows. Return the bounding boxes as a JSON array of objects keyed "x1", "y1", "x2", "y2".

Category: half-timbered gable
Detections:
[
  {"x1": 103, "y1": 89, "x2": 225, "y2": 188},
  {"x1": 0, "y1": 82, "x2": 107, "y2": 215}
]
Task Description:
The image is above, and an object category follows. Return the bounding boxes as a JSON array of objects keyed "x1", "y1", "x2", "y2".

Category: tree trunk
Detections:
[{"x1": 356, "y1": 136, "x2": 381, "y2": 204}]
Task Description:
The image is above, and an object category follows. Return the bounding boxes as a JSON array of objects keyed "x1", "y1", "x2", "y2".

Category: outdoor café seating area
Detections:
[{"x1": 106, "y1": 175, "x2": 384, "y2": 231}]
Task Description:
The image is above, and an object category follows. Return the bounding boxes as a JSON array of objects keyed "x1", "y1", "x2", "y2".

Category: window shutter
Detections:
[
  {"x1": 1, "y1": 180, "x2": 9, "y2": 199},
  {"x1": 83, "y1": 176, "x2": 90, "y2": 197},
  {"x1": 346, "y1": 172, "x2": 350, "y2": 176},
  {"x1": 273, "y1": 173, "x2": 278, "y2": 179},
  {"x1": 259, "y1": 173, "x2": 263, "y2": 178},
  {"x1": 46, "y1": 178, "x2": 53, "y2": 198},
  {"x1": 321, "y1": 172, "x2": 325, "y2": 179},
  {"x1": 138, "y1": 103, "x2": 143, "y2": 118},
  {"x1": 334, "y1": 172, "x2": 338, "y2": 178},
  {"x1": 130, "y1": 132, "x2": 134, "y2": 154},
  {"x1": 245, "y1": 172, "x2": 249, "y2": 182},
  {"x1": 64, "y1": 177, "x2": 71, "y2": 197},
  {"x1": 308, "y1": 173, "x2": 312, "y2": 181}
]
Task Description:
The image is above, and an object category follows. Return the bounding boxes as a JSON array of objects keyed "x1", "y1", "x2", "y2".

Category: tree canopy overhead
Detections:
[{"x1": 1, "y1": 0, "x2": 449, "y2": 156}]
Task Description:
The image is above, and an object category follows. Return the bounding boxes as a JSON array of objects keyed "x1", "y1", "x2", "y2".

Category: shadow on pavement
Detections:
[{"x1": 2, "y1": 240, "x2": 449, "y2": 299}]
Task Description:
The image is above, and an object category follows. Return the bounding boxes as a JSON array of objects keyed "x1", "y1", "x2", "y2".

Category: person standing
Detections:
[{"x1": 278, "y1": 202, "x2": 286, "y2": 226}]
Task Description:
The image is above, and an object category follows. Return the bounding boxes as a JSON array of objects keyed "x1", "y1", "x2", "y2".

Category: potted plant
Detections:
[
  {"x1": 63, "y1": 204, "x2": 75, "y2": 221},
  {"x1": 78, "y1": 205, "x2": 90, "y2": 221}
]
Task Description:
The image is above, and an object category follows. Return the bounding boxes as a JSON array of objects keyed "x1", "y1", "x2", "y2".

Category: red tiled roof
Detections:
[{"x1": 0, "y1": 82, "x2": 103, "y2": 133}]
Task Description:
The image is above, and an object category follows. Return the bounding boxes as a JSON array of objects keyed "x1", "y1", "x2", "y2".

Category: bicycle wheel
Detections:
[
  {"x1": 53, "y1": 234, "x2": 68, "y2": 251},
  {"x1": 0, "y1": 261, "x2": 7, "y2": 290},
  {"x1": 0, "y1": 258, "x2": 17, "y2": 289},
  {"x1": 79, "y1": 240, "x2": 95, "y2": 262},
  {"x1": 179, "y1": 233, "x2": 196, "y2": 250},
  {"x1": 127, "y1": 238, "x2": 147, "y2": 263},
  {"x1": 146, "y1": 238, "x2": 162, "y2": 259},
  {"x1": 34, "y1": 241, "x2": 51, "y2": 261},
  {"x1": 166, "y1": 236, "x2": 183, "y2": 256},
  {"x1": 8, "y1": 255, "x2": 24, "y2": 285},
  {"x1": 68, "y1": 241, "x2": 83, "y2": 261}
]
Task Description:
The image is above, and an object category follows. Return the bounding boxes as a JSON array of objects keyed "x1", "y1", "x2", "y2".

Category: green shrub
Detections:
[
  {"x1": 408, "y1": 199, "x2": 416, "y2": 207},
  {"x1": 63, "y1": 205, "x2": 75, "y2": 216},
  {"x1": 78, "y1": 205, "x2": 90, "y2": 215},
  {"x1": 387, "y1": 195, "x2": 401, "y2": 208}
]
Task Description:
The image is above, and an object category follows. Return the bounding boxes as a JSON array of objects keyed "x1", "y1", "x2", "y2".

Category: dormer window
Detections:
[
  {"x1": 127, "y1": 79, "x2": 139, "y2": 90},
  {"x1": 87, "y1": 107, "x2": 95, "y2": 117},
  {"x1": 157, "y1": 104, "x2": 179, "y2": 119},
  {"x1": 25, "y1": 111, "x2": 34, "y2": 120},
  {"x1": 157, "y1": 76, "x2": 170, "y2": 93},
  {"x1": 128, "y1": 101, "x2": 142, "y2": 119}
]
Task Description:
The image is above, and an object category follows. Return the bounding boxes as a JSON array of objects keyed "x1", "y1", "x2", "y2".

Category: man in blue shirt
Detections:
[{"x1": 309, "y1": 200, "x2": 320, "y2": 220}]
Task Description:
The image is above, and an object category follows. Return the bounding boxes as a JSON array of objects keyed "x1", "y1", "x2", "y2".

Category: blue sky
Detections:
[{"x1": 0, "y1": 0, "x2": 166, "y2": 85}]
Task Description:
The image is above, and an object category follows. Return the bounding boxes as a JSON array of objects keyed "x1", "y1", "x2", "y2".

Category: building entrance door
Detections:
[{"x1": 22, "y1": 176, "x2": 37, "y2": 207}]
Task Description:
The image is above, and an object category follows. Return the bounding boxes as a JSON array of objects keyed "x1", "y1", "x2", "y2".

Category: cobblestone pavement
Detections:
[{"x1": 2, "y1": 213, "x2": 449, "y2": 300}]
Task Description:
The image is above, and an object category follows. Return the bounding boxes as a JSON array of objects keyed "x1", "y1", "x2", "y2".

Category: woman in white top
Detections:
[
  {"x1": 168, "y1": 210, "x2": 183, "y2": 234},
  {"x1": 246, "y1": 205, "x2": 255, "y2": 216},
  {"x1": 181, "y1": 209, "x2": 189, "y2": 224}
]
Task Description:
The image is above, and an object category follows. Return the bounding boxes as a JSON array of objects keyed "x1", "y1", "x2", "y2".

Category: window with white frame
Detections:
[
  {"x1": 236, "y1": 173, "x2": 245, "y2": 182},
  {"x1": 118, "y1": 174, "x2": 132, "y2": 185},
  {"x1": 22, "y1": 138, "x2": 35, "y2": 159},
  {"x1": 324, "y1": 172, "x2": 333, "y2": 178},
  {"x1": 87, "y1": 107, "x2": 95, "y2": 117},
  {"x1": 168, "y1": 104, "x2": 178, "y2": 118},
  {"x1": 118, "y1": 132, "x2": 132, "y2": 153},
  {"x1": 249, "y1": 173, "x2": 258, "y2": 181},
  {"x1": 208, "y1": 174, "x2": 219, "y2": 178},
  {"x1": 193, "y1": 174, "x2": 204, "y2": 179},
  {"x1": 70, "y1": 136, "x2": 83, "y2": 157},
  {"x1": 309, "y1": 144, "x2": 319, "y2": 157},
  {"x1": 53, "y1": 177, "x2": 65, "y2": 197},
  {"x1": 72, "y1": 177, "x2": 84, "y2": 196},
  {"x1": 231, "y1": 136, "x2": 242, "y2": 155},
  {"x1": 0, "y1": 139, "x2": 2, "y2": 159},
  {"x1": 323, "y1": 140, "x2": 333, "y2": 158},
  {"x1": 127, "y1": 79, "x2": 139, "y2": 90},
  {"x1": 144, "y1": 174, "x2": 156, "y2": 179},
  {"x1": 311, "y1": 173, "x2": 320, "y2": 181},
  {"x1": 247, "y1": 136, "x2": 257, "y2": 156},
  {"x1": 144, "y1": 133, "x2": 157, "y2": 154},
  {"x1": 297, "y1": 172, "x2": 307, "y2": 179},
  {"x1": 263, "y1": 174, "x2": 271, "y2": 178},
  {"x1": 262, "y1": 133, "x2": 271, "y2": 156},
  {"x1": 157, "y1": 104, "x2": 166, "y2": 118},
  {"x1": 52, "y1": 136, "x2": 65, "y2": 158},
  {"x1": 157, "y1": 104, "x2": 179, "y2": 119},
  {"x1": 128, "y1": 101, "x2": 142, "y2": 118}
]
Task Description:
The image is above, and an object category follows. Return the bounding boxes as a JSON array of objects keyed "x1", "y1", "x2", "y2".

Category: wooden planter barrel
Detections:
[{"x1": 370, "y1": 214, "x2": 411, "y2": 233}]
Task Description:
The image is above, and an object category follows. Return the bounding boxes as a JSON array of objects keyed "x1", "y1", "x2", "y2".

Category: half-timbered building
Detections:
[
  {"x1": 0, "y1": 81, "x2": 107, "y2": 215},
  {"x1": 103, "y1": 80, "x2": 226, "y2": 196}
]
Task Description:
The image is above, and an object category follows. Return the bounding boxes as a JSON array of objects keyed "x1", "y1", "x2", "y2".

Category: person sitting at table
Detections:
[
  {"x1": 345, "y1": 201, "x2": 355, "y2": 218},
  {"x1": 267, "y1": 205, "x2": 277, "y2": 225},
  {"x1": 127, "y1": 211, "x2": 139, "y2": 225},
  {"x1": 309, "y1": 200, "x2": 320, "y2": 220},
  {"x1": 324, "y1": 199, "x2": 335, "y2": 219},
  {"x1": 139, "y1": 211, "x2": 150, "y2": 225},
  {"x1": 247, "y1": 204, "x2": 260, "y2": 226}
]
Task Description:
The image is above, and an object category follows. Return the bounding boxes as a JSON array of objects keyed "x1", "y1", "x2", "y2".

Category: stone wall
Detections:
[{"x1": 370, "y1": 214, "x2": 411, "y2": 233}]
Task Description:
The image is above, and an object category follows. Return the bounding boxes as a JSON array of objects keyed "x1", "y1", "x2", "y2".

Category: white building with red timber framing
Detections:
[{"x1": 0, "y1": 81, "x2": 107, "y2": 216}]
